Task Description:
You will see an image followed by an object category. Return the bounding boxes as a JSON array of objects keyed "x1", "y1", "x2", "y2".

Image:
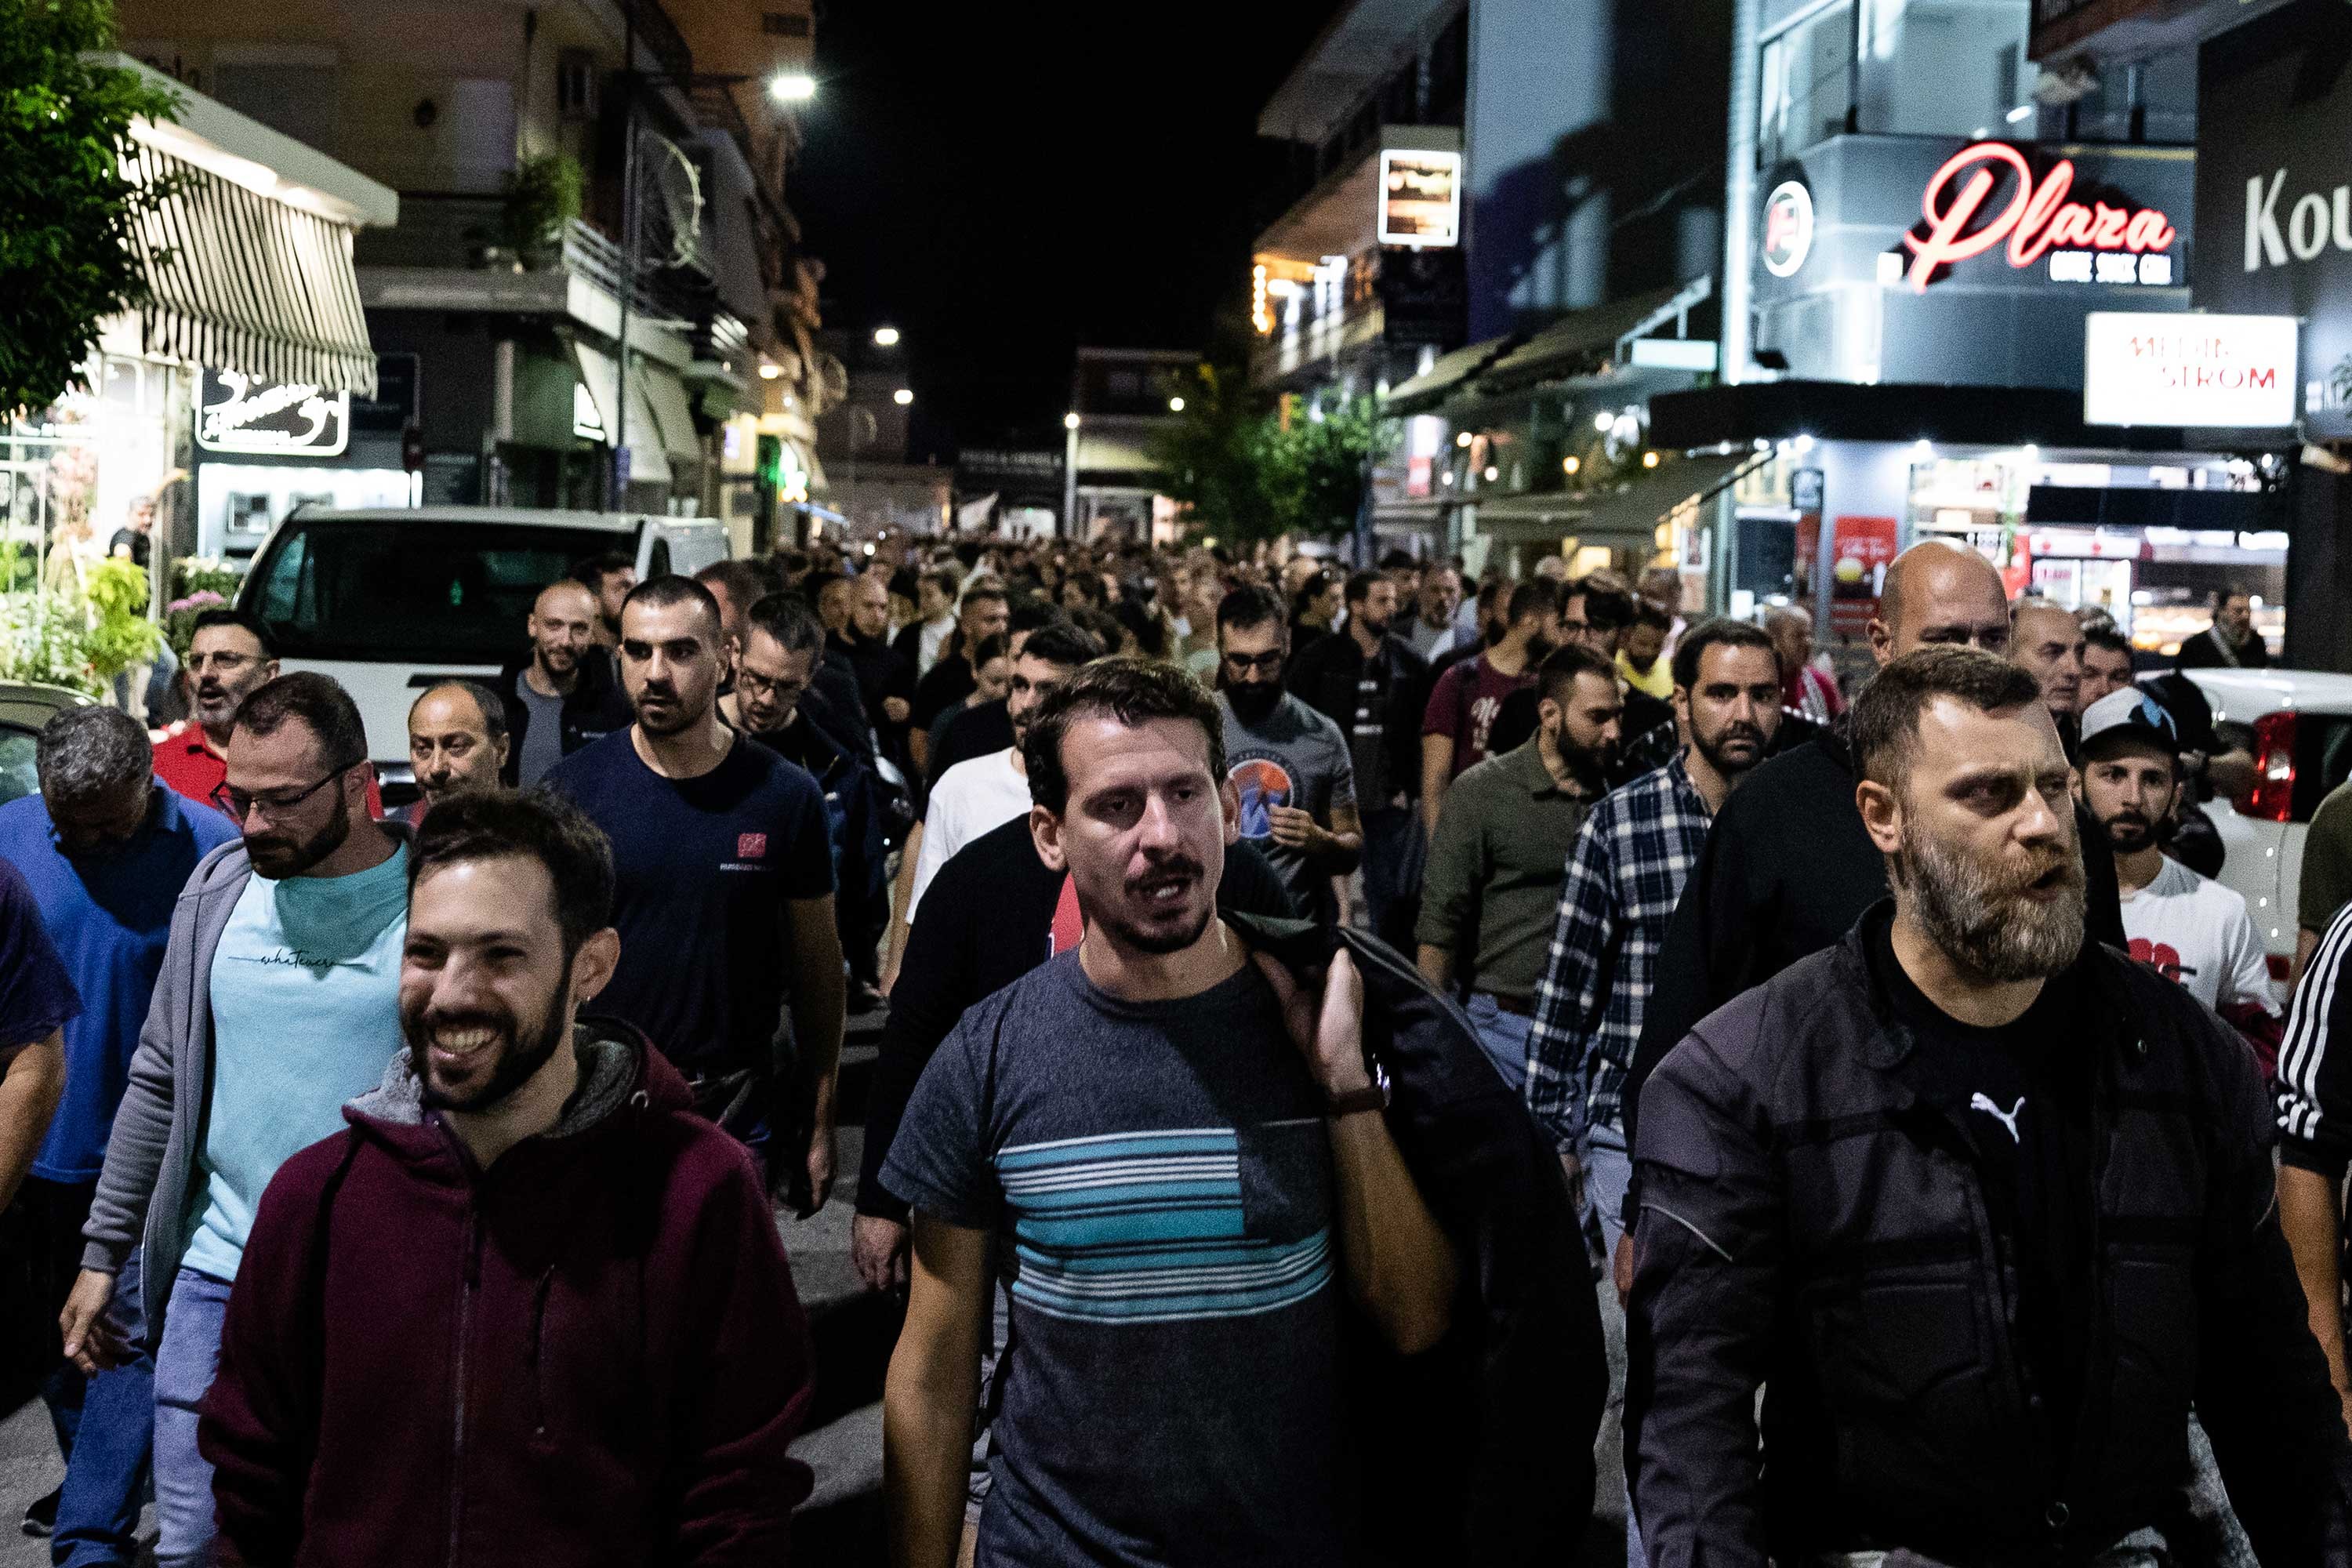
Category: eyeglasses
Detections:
[
  {"x1": 212, "y1": 760, "x2": 361, "y2": 822},
  {"x1": 187, "y1": 651, "x2": 260, "y2": 675},
  {"x1": 736, "y1": 669, "x2": 809, "y2": 702},
  {"x1": 1221, "y1": 650, "x2": 1286, "y2": 677}
]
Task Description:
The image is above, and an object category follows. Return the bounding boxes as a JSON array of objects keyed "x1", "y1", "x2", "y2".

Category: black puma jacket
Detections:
[{"x1": 1627, "y1": 906, "x2": 2352, "y2": 1568}]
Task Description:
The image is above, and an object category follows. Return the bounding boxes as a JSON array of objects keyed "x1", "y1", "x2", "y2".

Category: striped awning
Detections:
[{"x1": 125, "y1": 142, "x2": 377, "y2": 396}]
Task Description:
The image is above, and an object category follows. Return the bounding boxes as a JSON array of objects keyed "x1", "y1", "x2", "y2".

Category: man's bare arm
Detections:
[
  {"x1": 786, "y1": 896, "x2": 848, "y2": 1216},
  {"x1": 884, "y1": 1215, "x2": 991, "y2": 1568},
  {"x1": 0, "y1": 1033, "x2": 64, "y2": 1210},
  {"x1": 1419, "y1": 735, "x2": 1453, "y2": 840},
  {"x1": 2279, "y1": 1163, "x2": 2352, "y2": 1433}
]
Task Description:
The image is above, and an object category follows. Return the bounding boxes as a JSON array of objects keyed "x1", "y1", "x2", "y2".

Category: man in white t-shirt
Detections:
[
  {"x1": 2077, "y1": 686, "x2": 2280, "y2": 1032},
  {"x1": 902, "y1": 622, "x2": 1101, "y2": 926}
]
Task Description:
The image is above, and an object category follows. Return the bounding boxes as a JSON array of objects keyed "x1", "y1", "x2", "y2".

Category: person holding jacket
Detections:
[
  {"x1": 499, "y1": 580, "x2": 633, "y2": 789},
  {"x1": 195, "y1": 789, "x2": 815, "y2": 1567},
  {"x1": 1628, "y1": 648, "x2": 2352, "y2": 1568}
]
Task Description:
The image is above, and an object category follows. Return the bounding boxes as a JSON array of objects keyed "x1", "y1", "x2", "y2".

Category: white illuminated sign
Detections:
[
  {"x1": 1378, "y1": 150, "x2": 1461, "y2": 248},
  {"x1": 194, "y1": 368, "x2": 350, "y2": 456},
  {"x1": 1760, "y1": 181, "x2": 1814, "y2": 278},
  {"x1": 2082, "y1": 313, "x2": 2299, "y2": 428},
  {"x1": 573, "y1": 383, "x2": 605, "y2": 440}
]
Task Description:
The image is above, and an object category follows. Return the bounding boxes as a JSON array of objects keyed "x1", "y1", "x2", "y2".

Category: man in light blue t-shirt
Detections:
[{"x1": 60, "y1": 673, "x2": 408, "y2": 1568}]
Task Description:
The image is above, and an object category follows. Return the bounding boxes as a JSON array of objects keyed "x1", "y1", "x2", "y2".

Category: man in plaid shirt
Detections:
[
  {"x1": 1527, "y1": 620, "x2": 1787, "y2": 1276},
  {"x1": 1524, "y1": 619, "x2": 1784, "y2": 1568}
]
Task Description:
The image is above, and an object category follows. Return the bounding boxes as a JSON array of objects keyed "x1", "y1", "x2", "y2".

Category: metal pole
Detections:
[
  {"x1": 1062, "y1": 419, "x2": 1080, "y2": 540},
  {"x1": 1720, "y1": 0, "x2": 1762, "y2": 385},
  {"x1": 612, "y1": 2, "x2": 637, "y2": 507}
]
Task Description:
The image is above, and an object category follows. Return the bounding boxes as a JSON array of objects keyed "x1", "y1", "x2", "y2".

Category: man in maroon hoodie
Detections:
[{"x1": 196, "y1": 789, "x2": 816, "y2": 1566}]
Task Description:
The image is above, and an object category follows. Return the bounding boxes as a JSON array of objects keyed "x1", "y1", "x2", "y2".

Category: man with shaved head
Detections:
[
  {"x1": 1615, "y1": 539, "x2": 2124, "y2": 1171},
  {"x1": 2009, "y1": 598, "x2": 2086, "y2": 752},
  {"x1": 405, "y1": 681, "x2": 510, "y2": 821},
  {"x1": 499, "y1": 580, "x2": 631, "y2": 788}
]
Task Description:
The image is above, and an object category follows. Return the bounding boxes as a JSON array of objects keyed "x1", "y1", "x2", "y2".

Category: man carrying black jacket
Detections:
[
  {"x1": 851, "y1": 814, "x2": 1298, "y2": 1291},
  {"x1": 1629, "y1": 648, "x2": 2352, "y2": 1567}
]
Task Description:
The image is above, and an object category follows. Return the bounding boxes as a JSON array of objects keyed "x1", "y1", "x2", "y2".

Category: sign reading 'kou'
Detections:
[{"x1": 1901, "y1": 142, "x2": 2179, "y2": 292}]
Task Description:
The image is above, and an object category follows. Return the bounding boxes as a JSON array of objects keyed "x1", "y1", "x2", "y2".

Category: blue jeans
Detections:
[
  {"x1": 44, "y1": 1248, "x2": 153, "y2": 1568},
  {"x1": 1464, "y1": 993, "x2": 1530, "y2": 1093},
  {"x1": 153, "y1": 1268, "x2": 233, "y2": 1568}
]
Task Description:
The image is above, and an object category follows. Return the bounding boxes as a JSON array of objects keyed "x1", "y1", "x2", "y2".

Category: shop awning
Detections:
[
  {"x1": 1381, "y1": 334, "x2": 1519, "y2": 416},
  {"x1": 124, "y1": 141, "x2": 379, "y2": 396},
  {"x1": 641, "y1": 367, "x2": 703, "y2": 463},
  {"x1": 1473, "y1": 284, "x2": 1695, "y2": 395},
  {"x1": 1472, "y1": 449, "x2": 1761, "y2": 546},
  {"x1": 570, "y1": 340, "x2": 672, "y2": 488}
]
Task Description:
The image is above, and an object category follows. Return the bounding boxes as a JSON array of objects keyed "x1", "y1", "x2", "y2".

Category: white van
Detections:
[{"x1": 236, "y1": 506, "x2": 730, "y2": 782}]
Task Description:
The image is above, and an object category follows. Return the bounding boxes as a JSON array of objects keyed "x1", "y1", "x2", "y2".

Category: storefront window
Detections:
[
  {"x1": 1760, "y1": 0, "x2": 2029, "y2": 165},
  {"x1": 1759, "y1": 2, "x2": 1854, "y2": 167}
]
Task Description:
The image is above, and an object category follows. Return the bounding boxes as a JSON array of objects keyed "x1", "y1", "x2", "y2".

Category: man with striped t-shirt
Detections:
[
  {"x1": 2276, "y1": 897, "x2": 2352, "y2": 1436},
  {"x1": 882, "y1": 660, "x2": 1457, "y2": 1568}
]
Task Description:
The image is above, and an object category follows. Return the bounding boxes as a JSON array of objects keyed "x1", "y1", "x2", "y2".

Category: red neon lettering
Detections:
[{"x1": 1901, "y1": 142, "x2": 2176, "y2": 292}]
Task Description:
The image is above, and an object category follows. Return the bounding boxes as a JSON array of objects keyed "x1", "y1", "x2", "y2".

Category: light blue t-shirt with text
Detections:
[{"x1": 183, "y1": 844, "x2": 408, "y2": 1282}]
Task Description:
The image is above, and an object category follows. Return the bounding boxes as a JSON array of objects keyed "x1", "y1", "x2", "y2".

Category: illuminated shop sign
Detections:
[
  {"x1": 1377, "y1": 150, "x2": 1462, "y2": 248},
  {"x1": 195, "y1": 368, "x2": 350, "y2": 456},
  {"x1": 1760, "y1": 180, "x2": 1814, "y2": 278},
  {"x1": 1899, "y1": 142, "x2": 2180, "y2": 292},
  {"x1": 2082, "y1": 312, "x2": 2298, "y2": 427}
]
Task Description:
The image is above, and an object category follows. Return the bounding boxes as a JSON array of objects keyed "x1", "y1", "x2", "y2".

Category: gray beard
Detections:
[{"x1": 1893, "y1": 824, "x2": 2085, "y2": 984}]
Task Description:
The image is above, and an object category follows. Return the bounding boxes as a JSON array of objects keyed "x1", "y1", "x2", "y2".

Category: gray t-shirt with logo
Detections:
[{"x1": 1220, "y1": 692, "x2": 1356, "y2": 924}]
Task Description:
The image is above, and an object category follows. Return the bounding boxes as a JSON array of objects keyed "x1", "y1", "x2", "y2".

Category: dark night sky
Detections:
[{"x1": 791, "y1": 0, "x2": 1339, "y2": 460}]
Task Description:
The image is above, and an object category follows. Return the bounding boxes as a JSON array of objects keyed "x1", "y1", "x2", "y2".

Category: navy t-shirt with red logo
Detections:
[{"x1": 544, "y1": 728, "x2": 834, "y2": 1075}]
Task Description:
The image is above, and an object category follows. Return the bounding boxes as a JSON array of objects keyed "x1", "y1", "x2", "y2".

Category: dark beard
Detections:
[
  {"x1": 2102, "y1": 812, "x2": 2158, "y2": 853},
  {"x1": 408, "y1": 954, "x2": 575, "y2": 1114},
  {"x1": 1225, "y1": 684, "x2": 1282, "y2": 724},
  {"x1": 1693, "y1": 721, "x2": 1768, "y2": 779},
  {"x1": 245, "y1": 804, "x2": 350, "y2": 880},
  {"x1": 1893, "y1": 822, "x2": 2085, "y2": 983}
]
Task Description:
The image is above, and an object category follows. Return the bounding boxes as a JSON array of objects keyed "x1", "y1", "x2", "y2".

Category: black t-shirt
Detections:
[
  {"x1": 913, "y1": 654, "x2": 978, "y2": 731},
  {"x1": 1865, "y1": 913, "x2": 2096, "y2": 1457},
  {"x1": 108, "y1": 528, "x2": 150, "y2": 568},
  {"x1": 931, "y1": 699, "x2": 1015, "y2": 785},
  {"x1": 543, "y1": 730, "x2": 834, "y2": 1075}
]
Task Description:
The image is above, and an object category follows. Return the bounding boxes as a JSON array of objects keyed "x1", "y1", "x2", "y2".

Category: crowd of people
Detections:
[{"x1": 0, "y1": 526, "x2": 2347, "y2": 1568}]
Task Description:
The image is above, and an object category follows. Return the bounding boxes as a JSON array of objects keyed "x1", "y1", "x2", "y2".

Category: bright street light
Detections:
[
  {"x1": 873, "y1": 326, "x2": 901, "y2": 347},
  {"x1": 757, "y1": 362, "x2": 782, "y2": 380},
  {"x1": 1167, "y1": 396, "x2": 1185, "y2": 412},
  {"x1": 1063, "y1": 412, "x2": 1081, "y2": 430},
  {"x1": 892, "y1": 387, "x2": 913, "y2": 406},
  {"x1": 768, "y1": 72, "x2": 817, "y2": 103}
]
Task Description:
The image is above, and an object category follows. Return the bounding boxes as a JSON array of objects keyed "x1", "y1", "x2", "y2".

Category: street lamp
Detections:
[
  {"x1": 892, "y1": 387, "x2": 913, "y2": 406},
  {"x1": 768, "y1": 72, "x2": 817, "y2": 103},
  {"x1": 873, "y1": 326, "x2": 901, "y2": 347},
  {"x1": 757, "y1": 362, "x2": 782, "y2": 379},
  {"x1": 1062, "y1": 413, "x2": 1081, "y2": 539},
  {"x1": 1167, "y1": 395, "x2": 1185, "y2": 412}
]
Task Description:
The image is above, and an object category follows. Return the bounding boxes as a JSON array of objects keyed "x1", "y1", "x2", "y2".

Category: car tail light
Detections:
[{"x1": 2241, "y1": 710, "x2": 2296, "y2": 823}]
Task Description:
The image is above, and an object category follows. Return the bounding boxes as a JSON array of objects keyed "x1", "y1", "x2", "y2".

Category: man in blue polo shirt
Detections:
[
  {"x1": 545, "y1": 575, "x2": 845, "y2": 1214},
  {"x1": 0, "y1": 706, "x2": 236, "y2": 1561}
]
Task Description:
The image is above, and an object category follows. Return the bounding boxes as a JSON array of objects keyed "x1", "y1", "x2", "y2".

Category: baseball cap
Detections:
[{"x1": 2078, "y1": 685, "x2": 2182, "y2": 760}]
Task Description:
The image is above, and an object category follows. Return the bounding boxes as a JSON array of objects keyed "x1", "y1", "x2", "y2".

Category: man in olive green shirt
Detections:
[{"x1": 1418, "y1": 644, "x2": 1624, "y2": 1090}]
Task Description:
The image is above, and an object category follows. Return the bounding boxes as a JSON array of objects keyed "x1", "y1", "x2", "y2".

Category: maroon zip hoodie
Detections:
[{"x1": 198, "y1": 1023, "x2": 815, "y2": 1567}]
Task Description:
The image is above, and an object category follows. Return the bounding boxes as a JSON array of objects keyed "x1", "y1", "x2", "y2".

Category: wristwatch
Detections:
[{"x1": 1326, "y1": 1061, "x2": 1391, "y2": 1118}]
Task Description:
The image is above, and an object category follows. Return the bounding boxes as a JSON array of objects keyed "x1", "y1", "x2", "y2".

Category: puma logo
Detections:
[{"x1": 1969, "y1": 1093, "x2": 2026, "y2": 1145}]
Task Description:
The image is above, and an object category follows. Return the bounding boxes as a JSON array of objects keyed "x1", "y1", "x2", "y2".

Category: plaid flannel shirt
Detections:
[{"x1": 1524, "y1": 753, "x2": 1713, "y2": 1150}]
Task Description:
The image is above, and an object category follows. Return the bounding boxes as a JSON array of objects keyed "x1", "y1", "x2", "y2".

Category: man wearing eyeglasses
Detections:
[
  {"x1": 61, "y1": 672, "x2": 408, "y2": 1568},
  {"x1": 1218, "y1": 586, "x2": 1361, "y2": 925},
  {"x1": 154, "y1": 611, "x2": 384, "y2": 818},
  {"x1": 737, "y1": 592, "x2": 891, "y2": 1009}
]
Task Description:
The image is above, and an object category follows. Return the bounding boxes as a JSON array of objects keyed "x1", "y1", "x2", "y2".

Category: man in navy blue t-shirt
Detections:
[{"x1": 545, "y1": 575, "x2": 844, "y2": 1214}]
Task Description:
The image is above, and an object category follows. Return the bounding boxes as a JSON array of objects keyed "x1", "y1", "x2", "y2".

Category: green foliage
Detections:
[
  {"x1": 82, "y1": 556, "x2": 158, "y2": 677},
  {"x1": 0, "y1": 0, "x2": 180, "y2": 413},
  {"x1": 503, "y1": 152, "x2": 584, "y2": 261},
  {"x1": 0, "y1": 590, "x2": 102, "y2": 697},
  {"x1": 1146, "y1": 366, "x2": 1394, "y2": 544}
]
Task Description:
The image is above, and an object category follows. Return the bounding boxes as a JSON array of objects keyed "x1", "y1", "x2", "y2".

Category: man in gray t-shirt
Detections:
[{"x1": 1215, "y1": 587, "x2": 1363, "y2": 924}]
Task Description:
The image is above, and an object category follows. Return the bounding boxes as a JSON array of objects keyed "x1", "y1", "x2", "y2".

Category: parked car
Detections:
[
  {"x1": 236, "y1": 506, "x2": 730, "y2": 783},
  {"x1": 0, "y1": 681, "x2": 93, "y2": 807},
  {"x1": 2178, "y1": 667, "x2": 2352, "y2": 978}
]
